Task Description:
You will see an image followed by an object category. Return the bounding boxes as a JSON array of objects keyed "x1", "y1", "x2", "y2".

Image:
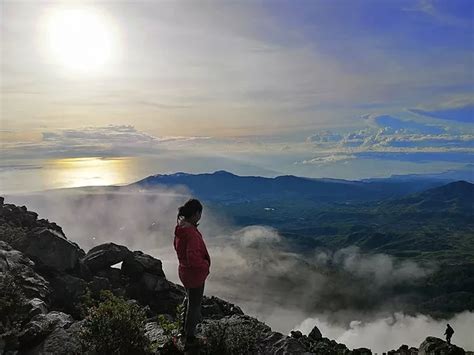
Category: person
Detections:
[
  {"x1": 173, "y1": 198, "x2": 211, "y2": 350},
  {"x1": 444, "y1": 324, "x2": 454, "y2": 344}
]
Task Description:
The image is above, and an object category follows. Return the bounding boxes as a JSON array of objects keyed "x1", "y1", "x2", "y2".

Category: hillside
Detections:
[
  {"x1": 1, "y1": 198, "x2": 469, "y2": 354},
  {"x1": 130, "y1": 170, "x2": 446, "y2": 204}
]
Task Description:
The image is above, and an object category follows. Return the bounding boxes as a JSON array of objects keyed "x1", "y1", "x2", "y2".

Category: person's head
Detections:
[{"x1": 177, "y1": 198, "x2": 203, "y2": 226}]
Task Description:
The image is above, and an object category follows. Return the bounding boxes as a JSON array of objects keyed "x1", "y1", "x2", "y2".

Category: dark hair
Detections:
[{"x1": 177, "y1": 198, "x2": 203, "y2": 224}]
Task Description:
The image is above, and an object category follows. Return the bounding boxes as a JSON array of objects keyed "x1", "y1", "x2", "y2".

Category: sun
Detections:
[{"x1": 42, "y1": 7, "x2": 116, "y2": 72}]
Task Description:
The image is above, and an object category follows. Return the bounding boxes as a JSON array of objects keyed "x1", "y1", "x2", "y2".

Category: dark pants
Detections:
[
  {"x1": 183, "y1": 283, "x2": 205, "y2": 338},
  {"x1": 447, "y1": 334, "x2": 452, "y2": 344}
]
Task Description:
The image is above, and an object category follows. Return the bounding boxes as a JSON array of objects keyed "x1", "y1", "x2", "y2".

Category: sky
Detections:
[{"x1": 1, "y1": 0, "x2": 473, "y2": 192}]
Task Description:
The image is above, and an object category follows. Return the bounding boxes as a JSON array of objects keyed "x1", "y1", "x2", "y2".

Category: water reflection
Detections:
[{"x1": 43, "y1": 157, "x2": 133, "y2": 189}]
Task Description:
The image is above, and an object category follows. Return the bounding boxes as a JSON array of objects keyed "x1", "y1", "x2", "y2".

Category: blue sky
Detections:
[{"x1": 0, "y1": 0, "x2": 473, "y2": 191}]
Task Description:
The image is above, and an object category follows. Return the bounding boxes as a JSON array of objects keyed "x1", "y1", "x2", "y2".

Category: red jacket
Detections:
[{"x1": 174, "y1": 221, "x2": 211, "y2": 289}]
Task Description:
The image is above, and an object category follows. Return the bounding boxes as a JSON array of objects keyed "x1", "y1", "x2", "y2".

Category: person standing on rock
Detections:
[
  {"x1": 444, "y1": 324, "x2": 454, "y2": 344},
  {"x1": 174, "y1": 198, "x2": 211, "y2": 350}
]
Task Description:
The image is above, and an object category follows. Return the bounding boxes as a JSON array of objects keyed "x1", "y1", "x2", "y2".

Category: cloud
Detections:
[
  {"x1": 0, "y1": 164, "x2": 43, "y2": 172},
  {"x1": 1, "y1": 125, "x2": 212, "y2": 159},
  {"x1": 302, "y1": 113, "x2": 474, "y2": 165},
  {"x1": 364, "y1": 115, "x2": 446, "y2": 134},
  {"x1": 296, "y1": 154, "x2": 356, "y2": 165}
]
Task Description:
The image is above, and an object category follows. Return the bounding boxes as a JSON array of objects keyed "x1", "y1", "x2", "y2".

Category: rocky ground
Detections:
[{"x1": 0, "y1": 197, "x2": 469, "y2": 354}]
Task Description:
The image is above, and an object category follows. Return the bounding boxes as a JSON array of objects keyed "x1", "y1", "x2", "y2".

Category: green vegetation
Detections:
[
  {"x1": 200, "y1": 319, "x2": 267, "y2": 355},
  {"x1": 0, "y1": 224, "x2": 27, "y2": 245},
  {"x1": 0, "y1": 272, "x2": 28, "y2": 351},
  {"x1": 157, "y1": 303, "x2": 184, "y2": 337},
  {"x1": 80, "y1": 290, "x2": 150, "y2": 355}
]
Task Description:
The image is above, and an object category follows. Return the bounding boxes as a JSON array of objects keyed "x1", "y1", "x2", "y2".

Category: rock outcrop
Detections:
[{"x1": 418, "y1": 337, "x2": 465, "y2": 355}]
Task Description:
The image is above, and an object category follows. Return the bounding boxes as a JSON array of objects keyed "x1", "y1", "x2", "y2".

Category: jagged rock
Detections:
[
  {"x1": 125, "y1": 272, "x2": 172, "y2": 314},
  {"x1": 201, "y1": 295, "x2": 244, "y2": 319},
  {"x1": 291, "y1": 330, "x2": 304, "y2": 339},
  {"x1": 48, "y1": 274, "x2": 87, "y2": 317},
  {"x1": 122, "y1": 250, "x2": 165, "y2": 279},
  {"x1": 96, "y1": 267, "x2": 124, "y2": 288},
  {"x1": 18, "y1": 311, "x2": 74, "y2": 347},
  {"x1": 419, "y1": 336, "x2": 465, "y2": 355},
  {"x1": 82, "y1": 242, "x2": 132, "y2": 272},
  {"x1": 0, "y1": 241, "x2": 50, "y2": 300},
  {"x1": 29, "y1": 320, "x2": 85, "y2": 355},
  {"x1": 271, "y1": 336, "x2": 309, "y2": 354},
  {"x1": 27, "y1": 298, "x2": 48, "y2": 318},
  {"x1": 11, "y1": 228, "x2": 84, "y2": 272},
  {"x1": 308, "y1": 324, "x2": 323, "y2": 340},
  {"x1": 352, "y1": 348, "x2": 372, "y2": 355},
  {"x1": 388, "y1": 344, "x2": 418, "y2": 354}
]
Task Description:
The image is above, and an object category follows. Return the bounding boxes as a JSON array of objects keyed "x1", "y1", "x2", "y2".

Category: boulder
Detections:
[
  {"x1": 82, "y1": 242, "x2": 132, "y2": 272},
  {"x1": 122, "y1": 250, "x2": 165, "y2": 279},
  {"x1": 419, "y1": 336, "x2": 465, "y2": 355},
  {"x1": 12, "y1": 228, "x2": 84, "y2": 272}
]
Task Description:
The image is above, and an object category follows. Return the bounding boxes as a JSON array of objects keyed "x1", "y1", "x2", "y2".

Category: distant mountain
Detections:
[
  {"x1": 362, "y1": 164, "x2": 474, "y2": 183},
  {"x1": 375, "y1": 180, "x2": 474, "y2": 214},
  {"x1": 130, "y1": 170, "x2": 445, "y2": 203}
]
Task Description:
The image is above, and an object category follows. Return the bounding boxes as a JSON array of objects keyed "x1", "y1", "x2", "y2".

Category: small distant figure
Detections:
[{"x1": 444, "y1": 323, "x2": 454, "y2": 344}]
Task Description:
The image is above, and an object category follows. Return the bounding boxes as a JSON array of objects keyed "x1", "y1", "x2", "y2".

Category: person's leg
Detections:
[{"x1": 184, "y1": 283, "x2": 205, "y2": 340}]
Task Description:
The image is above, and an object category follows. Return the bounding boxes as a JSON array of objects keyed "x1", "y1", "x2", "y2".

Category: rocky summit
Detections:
[{"x1": 0, "y1": 198, "x2": 469, "y2": 354}]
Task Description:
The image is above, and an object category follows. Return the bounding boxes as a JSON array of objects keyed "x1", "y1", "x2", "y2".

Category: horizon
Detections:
[{"x1": 1, "y1": 0, "x2": 473, "y2": 194}]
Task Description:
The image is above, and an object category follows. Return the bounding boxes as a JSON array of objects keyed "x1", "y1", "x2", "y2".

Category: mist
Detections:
[{"x1": 4, "y1": 187, "x2": 473, "y2": 352}]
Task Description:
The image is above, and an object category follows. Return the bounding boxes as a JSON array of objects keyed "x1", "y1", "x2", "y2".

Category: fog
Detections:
[{"x1": 4, "y1": 187, "x2": 473, "y2": 352}]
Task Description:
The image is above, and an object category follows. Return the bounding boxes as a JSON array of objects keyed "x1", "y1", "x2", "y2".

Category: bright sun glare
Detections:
[{"x1": 43, "y1": 7, "x2": 116, "y2": 72}]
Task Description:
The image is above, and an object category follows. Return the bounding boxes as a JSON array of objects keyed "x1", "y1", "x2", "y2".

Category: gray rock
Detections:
[
  {"x1": 201, "y1": 295, "x2": 244, "y2": 319},
  {"x1": 27, "y1": 298, "x2": 48, "y2": 318},
  {"x1": 48, "y1": 274, "x2": 87, "y2": 317},
  {"x1": 272, "y1": 336, "x2": 308, "y2": 355},
  {"x1": 83, "y1": 242, "x2": 132, "y2": 272},
  {"x1": 18, "y1": 311, "x2": 74, "y2": 346},
  {"x1": 290, "y1": 330, "x2": 303, "y2": 339},
  {"x1": 33, "y1": 320, "x2": 84, "y2": 355},
  {"x1": 122, "y1": 250, "x2": 165, "y2": 279},
  {"x1": 308, "y1": 324, "x2": 323, "y2": 340},
  {"x1": 12, "y1": 229, "x2": 84, "y2": 272},
  {"x1": 419, "y1": 336, "x2": 465, "y2": 355},
  {"x1": 0, "y1": 241, "x2": 50, "y2": 300}
]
